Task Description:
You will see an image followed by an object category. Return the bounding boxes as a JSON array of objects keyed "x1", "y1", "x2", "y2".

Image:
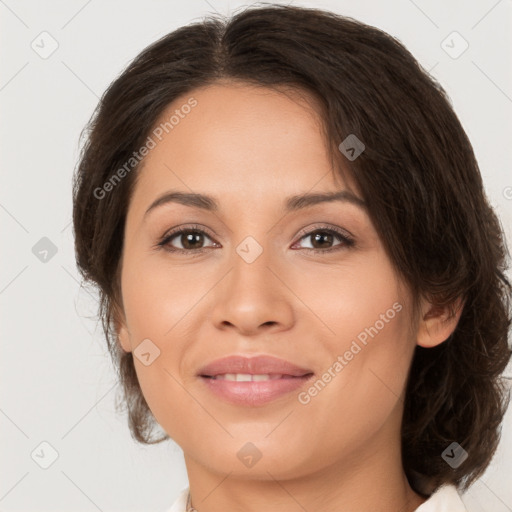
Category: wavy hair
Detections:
[{"x1": 72, "y1": 3, "x2": 512, "y2": 496}]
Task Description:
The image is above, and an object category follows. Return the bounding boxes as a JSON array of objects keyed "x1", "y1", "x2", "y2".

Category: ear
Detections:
[
  {"x1": 416, "y1": 295, "x2": 465, "y2": 348},
  {"x1": 112, "y1": 303, "x2": 132, "y2": 353}
]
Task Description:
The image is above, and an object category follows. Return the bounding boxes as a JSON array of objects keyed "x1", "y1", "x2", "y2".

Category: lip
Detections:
[
  {"x1": 198, "y1": 355, "x2": 314, "y2": 407},
  {"x1": 198, "y1": 355, "x2": 313, "y2": 378}
]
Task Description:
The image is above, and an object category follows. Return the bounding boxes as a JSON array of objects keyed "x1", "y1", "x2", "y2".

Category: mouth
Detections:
[{"x1": 197, "y1": 355, "x2": 314, "y2": 406}]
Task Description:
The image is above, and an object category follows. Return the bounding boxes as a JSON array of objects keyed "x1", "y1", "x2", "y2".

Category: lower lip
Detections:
[{"x1": 199, "y1": 375, "x2": 314, "y2": 406}]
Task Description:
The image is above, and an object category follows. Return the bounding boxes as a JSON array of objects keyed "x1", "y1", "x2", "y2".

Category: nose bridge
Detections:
[
  {"x1": 208, "y1": 231, "x2": 294, "y2": 334},
  {"x1": 229, "y1": 232, "x2": 275, "y2": 295}
]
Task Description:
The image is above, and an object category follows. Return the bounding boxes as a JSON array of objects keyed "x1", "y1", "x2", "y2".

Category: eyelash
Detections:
[{"x1": 156, "y1": 223, "x2": 355, "y2": 255}]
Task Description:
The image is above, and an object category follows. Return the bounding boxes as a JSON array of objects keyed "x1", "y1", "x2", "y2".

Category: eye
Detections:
[
  {"x1": 157, "y1": 224, "x2": 219, "y2": 254},
  {"x1": 156, "y1": 224, "x2": 355, "y2": 255},
  {"x1": 291, "y1": 225, "x2": 355, "y2": 253}
]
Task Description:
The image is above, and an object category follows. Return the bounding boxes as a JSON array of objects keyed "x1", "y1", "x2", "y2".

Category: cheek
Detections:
[
  {"x1": 293, "y1": 305, "x2": 412, "y2": 469},
  {"x1": 119, "y1": 259, "x2": 195, "y2": 441},
  {"x1": 120, "y1": 254, "x2": 197, "y2": 343},
  {"x1": 293, "y1": 250, "x2": 407, "y2": 351},
  {"x1": 297, "y1": 256, "x2": 412, "y2": 430},
  {"x1": 119, "y1": 254, "x2": 215, "y2": 426}
]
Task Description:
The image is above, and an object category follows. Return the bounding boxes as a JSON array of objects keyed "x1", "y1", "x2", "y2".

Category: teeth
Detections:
[
  {"x1": 252, "y1": 374, "x2": 273, "y2": 381},
  {"x1": 213, "y1": 373, "x2": 285, "y2": 381}
]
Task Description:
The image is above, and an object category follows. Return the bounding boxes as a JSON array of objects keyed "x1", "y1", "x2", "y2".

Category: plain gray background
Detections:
[{"x1": 1, "y1": 0, "x2": 511, "y2": 511}]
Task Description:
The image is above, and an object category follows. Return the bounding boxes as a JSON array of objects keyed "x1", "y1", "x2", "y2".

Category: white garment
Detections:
[
  {"x1": 165, "y1": 483, "x2": 467, "y2": 511},
  {"x1": 415, "y1": 484, "x2": 468, "y2": 511}
]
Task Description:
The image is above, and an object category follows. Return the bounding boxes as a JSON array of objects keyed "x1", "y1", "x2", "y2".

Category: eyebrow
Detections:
[{"x1": 144, "y1": 189, "x2": 366, "y2": 219}]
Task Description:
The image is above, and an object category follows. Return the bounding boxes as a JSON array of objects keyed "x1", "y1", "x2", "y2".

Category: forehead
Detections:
[{"x1": 130, "y1": 82, "x2": 355, "y2": 213}]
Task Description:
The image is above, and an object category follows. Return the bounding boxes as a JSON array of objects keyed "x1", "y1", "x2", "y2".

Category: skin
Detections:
[{"x1": 115, "y1": 81, "x2": 462, "y2": 512}]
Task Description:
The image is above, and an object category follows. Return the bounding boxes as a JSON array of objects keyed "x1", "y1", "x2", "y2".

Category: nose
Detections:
[{"x1": 209, "y1": 242, "x2": 295, "y2": 337}]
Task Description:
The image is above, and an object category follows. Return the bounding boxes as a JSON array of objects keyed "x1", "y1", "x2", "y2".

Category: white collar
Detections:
[{"x1": 415, "y1": 484, "x2": 468, "y2": 511}]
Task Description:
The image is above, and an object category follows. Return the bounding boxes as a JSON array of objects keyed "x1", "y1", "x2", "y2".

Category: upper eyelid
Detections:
[
  {"x1": 294, "y1": 223, "x2": 353, "y2": 239},
  {"x1": 160, "y1": 223, "x2": 353, "y2": 246},
  {"x1": 162, "y1": 224, "x2": 217, "y2": 241}
]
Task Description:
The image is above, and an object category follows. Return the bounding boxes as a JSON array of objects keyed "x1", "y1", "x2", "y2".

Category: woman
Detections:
[{"x1": 72, "y1": 4, "x2": 511, "y2": 511}]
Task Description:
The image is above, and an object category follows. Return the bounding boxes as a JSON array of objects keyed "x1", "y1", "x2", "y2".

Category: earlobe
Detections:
[
  {"x1": 416, "y1": 296, "x2": 465, "y2": 348},
  {"x1": 117, "y1": 324, "x2": 132, "y2": 353},
  {"x1": 113, "y1": 305, "x2": 132, "y2": 353}
]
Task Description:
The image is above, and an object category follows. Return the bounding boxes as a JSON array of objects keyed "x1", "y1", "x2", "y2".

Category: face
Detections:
[{"x1": 116, "y1": 82, "x2": 418, "y2": 480}]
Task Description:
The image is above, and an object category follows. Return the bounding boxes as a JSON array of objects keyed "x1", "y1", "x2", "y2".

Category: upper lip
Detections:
[{"x1": 198, "y1": 355, "x2": 313, "y2": 377}]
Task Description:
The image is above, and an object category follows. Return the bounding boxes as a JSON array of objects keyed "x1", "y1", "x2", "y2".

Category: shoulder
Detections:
[{"x1": 415, "y1": 484, "x2": 468, "y2": 512}]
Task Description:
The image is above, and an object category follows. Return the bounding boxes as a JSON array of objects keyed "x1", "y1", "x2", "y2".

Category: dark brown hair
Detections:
[{"x1": 72, "y1": 3, "x2": 512, "y2": 496}]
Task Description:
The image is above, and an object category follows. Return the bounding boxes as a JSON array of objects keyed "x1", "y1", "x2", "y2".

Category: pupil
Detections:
[
  {"x1": 183, "y1": 232, "x2": 203, "y2": 249},
  {"x1": 313, "y1": 232, "x2": 332, "y2": 248}
]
